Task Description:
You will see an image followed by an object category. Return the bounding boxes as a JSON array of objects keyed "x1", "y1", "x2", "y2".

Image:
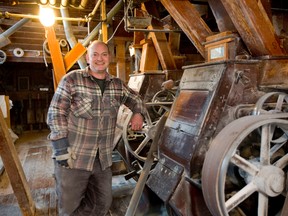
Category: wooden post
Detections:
[
  {"x1": 115, "y1": 39, "x2": 126, "y2": 82},
  {"x1": 46, "y1": 26, "x2": 66, "y2": 90},
  {"x1": 0, "y1": 109, "x2": 35, "y2": 216},
  {"x1": 101, "y1": 0, "x2": 108, "y2": 42},
  {"x1": 139, "y1": 39, "x2": 159, "y2": 72},
  {"x1": 4, "y1": 96, "x2": 11, "y2": 128}
]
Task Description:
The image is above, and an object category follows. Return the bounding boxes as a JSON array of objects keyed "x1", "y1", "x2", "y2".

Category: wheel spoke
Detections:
[
  {"x1": 156, "y1": 106, "x2": 165, "y2": 115},
  {"x1": 122, "y1": 105, "x2": 164, "y2": 162},
  {"x1": 271, "y1": 134, "x2": 288, "y2": 144},
  {"x1": 275, "y1": 94, "x2": 286, "y2": 112},
  {"x1": 260, "y1": 124, "x2": 271, "y2": 165},
  {"x1": 202, "y1": 113, "x2": 288, "y2": 216},
  {"x1": 231, "y1": 153, "x2": 259, "y2": 176},
  {"x1": 226, "y1": 182, "x2": 257, "y2": 213},
  {"x1": 151, "y1": 90, "x2": 175, "y2": 116},
  {"x1": 270, "y1": 140, "x2": 287, "y2": 156},
  {"x1": 253, "y1": 92, "x2": 288, "y2": 115},
  {"x1": 257, "y1": 193, "x2": 268, "y2": 216},
  {"x1": 274, "y1": 153, "x2": 288, "y2": 169},
  {"x1": 135, "y1": 136, "x2": 151, "y2": 155}
]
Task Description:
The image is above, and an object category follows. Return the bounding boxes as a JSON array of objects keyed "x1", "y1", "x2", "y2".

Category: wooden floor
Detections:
[
  {"x1": 0, "y1": 130, "x2": 166, "y2": 216},
  {"x1": 0, "y1": 130, "x2": 57, "y2": 216}
]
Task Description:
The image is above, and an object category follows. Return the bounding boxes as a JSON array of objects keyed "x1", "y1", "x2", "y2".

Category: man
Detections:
[{"x1": 47, "y1": 40, "x2": 145, "y2": 215}]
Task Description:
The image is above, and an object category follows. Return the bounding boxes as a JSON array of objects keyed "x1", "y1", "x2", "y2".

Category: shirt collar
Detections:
[{"x1": 82, "y1": 66, "x2": 113, "y2": 81}]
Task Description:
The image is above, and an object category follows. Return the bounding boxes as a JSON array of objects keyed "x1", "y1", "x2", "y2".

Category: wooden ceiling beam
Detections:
[
  {"x1": 160, "y1": 0, "x2": 213, "y2": 57},
  {"x1": 220, "y1": 0, "x2": 286, "y2": 56},
  {"x1": 208, "y1": 0, "x2": 236, "y2": 32}
]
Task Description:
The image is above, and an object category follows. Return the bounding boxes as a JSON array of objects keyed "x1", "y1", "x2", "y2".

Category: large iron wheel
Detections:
[
  {"x1": 151, "y1": 89, "x2": 175, "y2": 117},
  {"x1": 122, "y1": 107, "x2": 166, "y2": 162},
  {"x1": 253, "y1": 92, "x2": 288, "y2": 115},
  {"x1": 202, "y1": 113, "x2": 288, "y2": 216}
]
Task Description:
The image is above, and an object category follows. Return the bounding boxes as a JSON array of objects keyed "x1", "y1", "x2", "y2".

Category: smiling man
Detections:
[{"x1": 47, "y1": 40, "x2": 145, "y2": 216}]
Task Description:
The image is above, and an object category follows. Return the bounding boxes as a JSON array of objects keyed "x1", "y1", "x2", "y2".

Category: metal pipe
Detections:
[
  {"x1": 1, "y1": 18, "x2": 30, "y2": 38},
  {"x1": 0, "y1": 18, "x2": 31, "y2": 48},
  {"x1": 125, "y1": 27, "x2": 182, "y2": 33},
  {"x1": 60, "y1": 0, "x2": 87, "y2": 69},
  {"x1": 82, "y1": 0, "x2": 123, "y2": 47},
  {"x1": 4, "y1": 11, "x2": 88, "y2": 22},
  {"x1": 87, "y1": 0, "x2": 103, "y2": 22}
]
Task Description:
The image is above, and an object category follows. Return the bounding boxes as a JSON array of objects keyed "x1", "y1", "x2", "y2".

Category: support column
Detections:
[
  {"x1": 139, "y1": 39, "x2": 159, "y2": 72},
  {"x1": 116, "y1": 40, "x2": 126, "y2": 82},
  {"x1": 101, "y1": 0, "x2": 108, "y2": 42}
]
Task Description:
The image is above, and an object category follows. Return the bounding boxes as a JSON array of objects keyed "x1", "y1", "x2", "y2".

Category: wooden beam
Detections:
[
  {"x1": 260, "y1": 0, "x2": 272, "y2": 21},
  {"x1": 160, "y1": 0, "x2": 212, "y2": 57},
  {"x1": 115, "y1": 40, "x2": 126, "y2": 82},
  {"x1": 101, "y1": 0, "x2": 108, "y2": 43},
  {"x1": 208, "y1": 0, "x2": 236, "y2": 32},
  {"x1": 46, "y1": 26, "x2": 66, "y2": 90},
  {"x1": 0, "y1": 110, "x2": 35, "y2": 216},
  {"x1": 64, "y1": 42, "x2": 87, "y2": 71},
  {"x1": 133, "y1": 8, "x2": 145, "y2": 45},
  {"x1": 147, "y1": 29, "x2": 176, "y2": 71},
  {"x1": 142, "y1": 2, "x2": 177, "y2": 71},
  {"x1": 220, "y1": 0, "x2": 286, "y2": 56},
  {"x1": 139, "y1": 39, "x2": 159, "y2": 72},
  {"x1": 169, "y1": 32, "x2": 181, "y2": 55},
  {"x1": 4, "y1": 96, "x2": 11, "y2": 128}
]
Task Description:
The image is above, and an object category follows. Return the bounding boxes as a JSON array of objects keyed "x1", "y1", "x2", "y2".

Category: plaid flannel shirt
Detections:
[{"x1": 47, "y1": 67, "x2": 145, "y2": 171}]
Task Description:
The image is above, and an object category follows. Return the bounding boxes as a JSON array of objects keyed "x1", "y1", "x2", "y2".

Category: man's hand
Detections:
[
  {"x1": 130, "y1": 113, "x2": 144, "y2": 131},
  {"x1": 55, "y1": 147, "x2": 76, "y2": 168},
  {"x1": 51, "y1": 138, "x2": 76, "y2": 168}
]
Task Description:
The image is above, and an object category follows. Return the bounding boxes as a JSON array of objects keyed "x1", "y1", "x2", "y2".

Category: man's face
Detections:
[{"x1": 86, "y1": 43, "x2": 110, "y2": 73}]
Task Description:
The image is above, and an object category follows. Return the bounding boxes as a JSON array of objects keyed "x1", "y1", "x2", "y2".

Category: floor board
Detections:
[{"x1": 0, "y1": 130, "x2": 58, "y2": 216}]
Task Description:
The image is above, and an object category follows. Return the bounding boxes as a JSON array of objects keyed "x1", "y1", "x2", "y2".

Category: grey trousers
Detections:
[{"x1": 54, "y1": 158, "x2": 112, "y2": 216}]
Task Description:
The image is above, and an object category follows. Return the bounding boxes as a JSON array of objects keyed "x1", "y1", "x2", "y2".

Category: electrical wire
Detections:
[
  {"x1": 106, "y1": 0, "x2": 132, "y2": 44},
  {"x1": 106, "y1": 17, "x2": 124, "y2": 44}
]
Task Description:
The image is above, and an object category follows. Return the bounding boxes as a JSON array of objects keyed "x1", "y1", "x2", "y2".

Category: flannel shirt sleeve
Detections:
[
  {"x1": 122, "y1": 82, "x2": 146, "y2": 116},
  {"x1": 46, "y1": 76, "x2": 72, "y2": 140}
]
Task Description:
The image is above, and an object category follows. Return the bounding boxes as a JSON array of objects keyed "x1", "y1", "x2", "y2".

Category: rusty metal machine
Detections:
[
  {"x1": 111, "y1": 0, "x2": 288, "y2": 216},
  {"x1": 115, "y1": 1, "x2": 288, "y2": 216},
  {"x1": 119, "y1": 44, "x2": 288, "y2": 216},
  {"x1": 145, "y1": 58, "x2": 288, "y2": 216}
]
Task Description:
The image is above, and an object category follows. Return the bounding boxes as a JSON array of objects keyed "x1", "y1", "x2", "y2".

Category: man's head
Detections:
[{"x1": 86, "y1": 40, "x2": 110, "y2": 75}]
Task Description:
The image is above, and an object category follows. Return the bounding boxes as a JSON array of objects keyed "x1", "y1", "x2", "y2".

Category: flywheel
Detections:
[{"x1": 202, "y1": 113, "x2": 288, "y2": 216}]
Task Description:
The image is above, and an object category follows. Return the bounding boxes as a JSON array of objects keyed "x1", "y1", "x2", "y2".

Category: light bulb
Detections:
[{"x1": 39, "y1": 6, "x2": 55, "y2": 27}]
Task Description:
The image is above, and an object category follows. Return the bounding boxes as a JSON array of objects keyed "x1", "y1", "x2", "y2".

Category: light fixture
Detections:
[{"x1": 39, "y1": 5, "x2": 55, "y2": 27}]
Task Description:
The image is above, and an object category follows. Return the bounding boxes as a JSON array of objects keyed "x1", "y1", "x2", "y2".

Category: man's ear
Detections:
[
  {"x1": 85, "y1": 53, "x2": 90, "y2": 65},
  {"x1": 85, "y1": 53, "x2": 89, "y2": 62}
]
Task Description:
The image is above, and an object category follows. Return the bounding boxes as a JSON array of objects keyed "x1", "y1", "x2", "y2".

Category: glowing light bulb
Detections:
[{"x1": 39, "y1": 6, "x2": 55, "y2": 27}]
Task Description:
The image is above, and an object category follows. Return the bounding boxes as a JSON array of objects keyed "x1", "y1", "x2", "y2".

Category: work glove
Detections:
[{"x1": 51, "y1": 138, "x2": 76, "y2": 168}]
